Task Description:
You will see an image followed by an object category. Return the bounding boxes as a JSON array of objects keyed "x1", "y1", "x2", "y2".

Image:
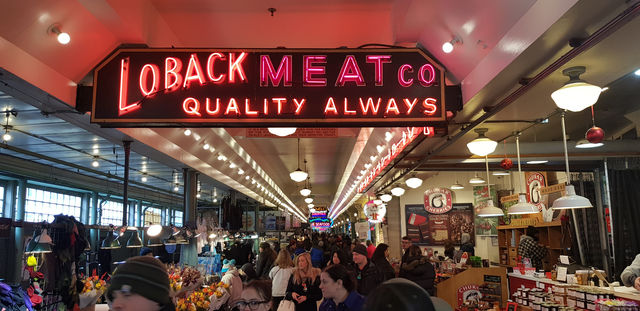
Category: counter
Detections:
[
  {"x1": 437, "y1": 267, "x2": 509, "y2": 309},
  {"x1": 508, "y1": 272, "x2": 640, "y2": 301}
]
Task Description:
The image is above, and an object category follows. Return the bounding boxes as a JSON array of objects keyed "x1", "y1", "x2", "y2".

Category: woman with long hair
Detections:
[
  {"x1": 398, "y1": 245, "x2": 435, "y2": 295},
  {"x1": 285, "y1": 253, "x2": 322, "y2": 311},
  {"x1": 371, "y1": 243, "x2": 395, "y2": 281},
  {"x1": 257, "y1": 242, "x2": 277, "y2": 279},
  {"x1": 326, "y1": 249, "x2": 352, "y2": 269},
  {"x1": 269, "y1": 249, "x2": 295, "y2": 310},
  {"x1": 319, "y1": 264, "x2": 364, "y2": 311}
]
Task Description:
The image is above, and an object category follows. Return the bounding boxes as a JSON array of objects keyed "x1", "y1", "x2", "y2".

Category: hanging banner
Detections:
[
  {"x1": 423, "y1": 187, "x2": 453, "y2": 214},
  {"x1": 91, "y1": 48, "x2": 446, "y2": 127}
]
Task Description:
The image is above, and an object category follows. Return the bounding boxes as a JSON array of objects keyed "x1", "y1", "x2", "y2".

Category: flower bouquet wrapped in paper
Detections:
[
  {"x1": 209, "y1": 282, "x2": 231, "y2": 311},
  {"x1": 169, "y1": 266, "x2": 203, "y2": 299},
  {"x1": 78, "y1": 274, "x2": 108, "y2": 311}
]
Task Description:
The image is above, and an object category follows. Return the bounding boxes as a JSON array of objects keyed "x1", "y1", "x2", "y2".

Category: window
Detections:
[
  {"x1": 24, "y1": 187, "x2": 82, "y2": 223},
  {"x1": 100, "y1": 200, "x2": 124, "y2": 226},
  {"x1": 0, "y1": 185, "x2": 4, "y2": 216},
  {"x1": 143, "y1": 206, "x2": 162, "y2": 226},
  {"x1": 174, "y1": 210, "x2": 183, "y2": 227}
]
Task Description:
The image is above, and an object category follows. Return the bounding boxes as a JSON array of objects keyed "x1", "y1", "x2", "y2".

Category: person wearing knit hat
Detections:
[
  {"x1": 362, "y1": 278, "x2": 441, "y2": 311},
  {"x1": 352, "y1": 243, "x2": 383, "y2": 296},
  {"x1": 106, "y1": 256, "x2": 175, "y2": 311}
]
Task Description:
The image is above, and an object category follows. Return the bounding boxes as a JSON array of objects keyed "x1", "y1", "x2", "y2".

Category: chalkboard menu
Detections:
[{"x1": 404, "y1": 203, "x2": 474, "y2": 245}]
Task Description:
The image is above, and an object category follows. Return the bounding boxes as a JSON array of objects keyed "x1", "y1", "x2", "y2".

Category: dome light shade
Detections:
[
  {"x1": 390, "y1": 187, "x2": 405, "y2": 196},
  {"x1": 552, "y1": 185, "x2": 593, "y2": 209},
  {"x1": 469, "y1": 175, "x2": 485, "y2": 184},
  {"x1": 576, "y1": 139, "x2": 603, "y2": 149},
  {"x1": 508, "y1": 194, "x2": 539, "y2": 215},
  {"x1": 308, "y1": 203, "x2": 314, "y2": 209},
  {"x1": 467, "y1": 128, "x2": 497, "y2": 156},
  {"x1": 305, "y1": 197, "x2": 313, "y2": 204},
  {"x1": 25, "y1": 229, "x2": 54, "y2": 254},
  {"x1": 268, "y1": 128, "x2": 297, "y2": 137},
  {"x1": 380, "y1": 193, "x2": 393, "y2": 202},
  {"x1": 477, "y1": 200, "x2": 504, "y2": 217},
  {"x1": 300, "y1": 188, "x2": 311, "y2": 196},
  {"x1": 405, "y1": 177, "x2": 423, "y2": 189},
  {"x1": 492, "y1": 171, "x2": 510, "y2": 176},
  {"x1": 451, "y1": 182, "x2": 465, "y2": 190},
  {"x1": 147, "y1": 224, "x2": 163, "y2": 237},
  {"x1": 551, "y1": 66, "x2": 601, "y2": 112},
  {"x1": 373, "y1": 199, "x2": 383, "y2": 205},
  {"x1": 126, "y1": 231, "x2": 143, "y2": 248},
  {"x1": 290, "y1": 169, "x2": 308, "y2": 182}
]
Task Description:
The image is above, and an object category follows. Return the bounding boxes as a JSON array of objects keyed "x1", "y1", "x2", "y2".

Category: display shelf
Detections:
[{"x1": 496, "y1": 221, "x2": 569, "y2": 270}]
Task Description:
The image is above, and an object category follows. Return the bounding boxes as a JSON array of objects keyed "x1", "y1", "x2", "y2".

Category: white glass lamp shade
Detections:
[
  {"x1": 469, "y1": 176, "x2": 486, "y2": 184},
  {"x1": 300, "y1": 188, "x2": 311, "y2": 196},
  {"x1": 146, "y1": 224, "x2": 163, "y2": 237},
  {"x1": 268, "y1": 128, "x2": 297, "y2": 137},
  {"x1": 551, "y1": 82, "x2": 601, "y2": 112},
  {"x1": 451, "y1": 183, "x2": 465, "y2": 190},
  {"x1": 390, "y1": 187, "x2": 405, "y2": 196},
  {"x1": 508, "y1": 194, "x2": 539, "y2": 215},
  {"x1": 305, "y1": 197, "x2": 314, "y2": 204},
  {"x1": 290, "y1": 169, "x2": 308, "y2": 182},
  {"x1": 380, "y1": 193, "x2": 393, "y2": 202},
  {"x1": 308, "y1": 203, "x2": 314, "y2": 209},
  {"x1": 467, "y1": 137, "x2": 498, "y2": 156},
  {"x1": 552, "y1": 185, "x2": 593, "y2": 209},
  {"x1": 477, "y1": 200, "x2": 504, "y2": 217},
  {"x1": 405, "y1": 177, "x2": 423, "y2": 189},
  {"x1": 373, "y1": 199, "x2": 383, "y2": 205},
  {"x1": 576, "y1": 140, "x2": 603, "y2": 149}
]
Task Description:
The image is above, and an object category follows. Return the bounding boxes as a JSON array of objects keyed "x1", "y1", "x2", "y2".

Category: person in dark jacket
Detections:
[
  {"x1": 310, "y1": 241, "x2": 324, "y2": 268},
  {"x1": 256, "y1": 242, "x2": 277, "y2": 279},
  {"x1": 398, "y1": 245, "x2": 435, "y2": 295},
  {"x1": 319, "y1": 264, "x2": 365, "y2": 311},
  {"x1": 286, "y1": 253, "x2": 322, "y2": 311},
  {"x1": 371, "y1": 243, "x2": 395, "y2": 281},
  {"x1": 352, "y1": 244, "x2": 383, "y2": 296}
]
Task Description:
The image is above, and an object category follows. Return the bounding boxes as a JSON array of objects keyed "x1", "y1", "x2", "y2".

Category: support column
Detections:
[
  {"x1": 3, "y1": 180, "x2": 16, "y2": 218},
  {"x1": 122, "y1": 141, "x2": 131, "y2": 227},
  {"x1": 136, "y1": 200, "x2": 143, "y2": 227},
  {"x1": 183, "y1": 168, "x2": 198, "y2": 225},
  {"x1": 10, "y1": 178, "x2": 26, "y2": 283},
  {"x1": 90, "y1": 192, "x2": 98, "y2": 250}
]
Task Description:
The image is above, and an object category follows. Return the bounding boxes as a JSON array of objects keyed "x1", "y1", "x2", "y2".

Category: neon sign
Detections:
[
  {"x1": 357, "y1": 126, "x2": 435, "y2": 193},
  {"x1": 91, "y1": 48, "x2": 446, "y2": 127}
]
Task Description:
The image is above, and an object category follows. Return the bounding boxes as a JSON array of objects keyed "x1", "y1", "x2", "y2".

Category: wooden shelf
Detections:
[{"x1": 497, "y1": 220, "x2": 569, "y2": 269}]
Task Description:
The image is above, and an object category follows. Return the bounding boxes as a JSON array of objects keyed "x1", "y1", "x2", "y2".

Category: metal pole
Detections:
[
  {"x1": 516, "y1": 135, "x2": 525, "y2": 193},
  {"x1": 562, "y1": 113, "x2": 586, "y2": 265},
  {"x1": 122, "y1": 141, "x2": 131, "y2": 227},
  {"x1": 593, "y1": 168, "x2": 611, "y2": 276},
  {"x1": 603, "y1": 158, "x2": 615, "y2": 267}
]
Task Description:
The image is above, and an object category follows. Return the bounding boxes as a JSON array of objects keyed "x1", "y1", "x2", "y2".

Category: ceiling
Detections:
[{"x1": 1, "y1": 0, "x2": 639, "y2": 221}]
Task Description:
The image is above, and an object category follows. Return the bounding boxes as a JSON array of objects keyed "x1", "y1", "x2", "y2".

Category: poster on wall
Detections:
[
  {"x1": 355, "y1": 222, "x2": 370, "y2": 240},
  {"x1": 243, "y1": 211, "x2": 256, "y2": 231},
  {"x1": 473, "y1": 185, "x2": 501, "y2": 235},
  {"x1": 405, "y1": 203, "x2": 474, "y2": 245},
  {"x1": 264, "y1": 212, "x2": 277, "y2": 231},
  {"x1": 526, "y1": 172, "x2": 547, "y2": 212}
]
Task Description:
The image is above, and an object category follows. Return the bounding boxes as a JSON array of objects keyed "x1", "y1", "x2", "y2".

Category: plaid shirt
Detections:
[{"x1": 518, "y1": 235, "x2": 547, "y2": 269}]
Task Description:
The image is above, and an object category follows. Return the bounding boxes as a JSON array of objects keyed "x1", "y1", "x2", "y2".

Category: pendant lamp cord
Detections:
[
  {"x1": 561, "y1": 111, "x2": 571, "y2": 185},
  {"x1": 485, "y1": 155, "x2": 491, "y2": 194},
  {"x1": 297, "y1": 138, "x2": 301, "y2": 169},
  {"x1": 516, "y1": 134, "x2": 525, "y2": 193},
  {"x1": 591, "y1": 106, "x2": 596, "y2": 127}
]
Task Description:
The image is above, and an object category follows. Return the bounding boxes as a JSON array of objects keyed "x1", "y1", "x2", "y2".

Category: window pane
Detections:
[
  {"x1": 24, "y1": 187, "x2": 81, "y2": 222},
  {"x1": 99, "y1": 199, "x2": 124, "y2": 226}
]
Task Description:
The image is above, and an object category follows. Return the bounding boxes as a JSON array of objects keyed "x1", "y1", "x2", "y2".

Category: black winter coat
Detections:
[
  {"x1": 372, "y1": 257, "x2": 395, "y2": 281},
  {"x1": 353, "y1": 260, "x2": 383, "y2": 296},
  {"x1": 285, "y1": 274, "x2": 322, "y2": 311},
  {"x1": 398, "y1": 255, "x2": 435, "y2": 295},
  {"x1": 256, "y1": 250, "x2": 276, "y2": 279}
]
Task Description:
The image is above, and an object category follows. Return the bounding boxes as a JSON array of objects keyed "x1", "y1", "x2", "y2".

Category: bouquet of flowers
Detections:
[
  {"x1": 78, "y1": 274, "x2": 108, "y2": 310},
  {"x1": 169, "y1": 266, "x2": 203, "y2": 298},
  {"x1": 176, "y1": 287, "x2": 214, "y2": 311},
  {"x1": 209, "y1": 282, "x2": 231, "y2": 311}
]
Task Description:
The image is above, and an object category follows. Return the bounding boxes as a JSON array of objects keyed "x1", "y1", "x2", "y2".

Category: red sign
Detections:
[
  {"x1": 91, "y1": 48, "x2": 446, "y2": 127},
  {"x1": 457, "y1": 284, "x2": 482, "y2": 307},
  {"x1": 245, "y1": 128, "x2": 338, "y2": 138},
  {"x1": 423, "y1": 188, "x2": 453, "y2": 214},
  {"x1": 526, "y1": 172, "x2": 546, "y2": 212}
]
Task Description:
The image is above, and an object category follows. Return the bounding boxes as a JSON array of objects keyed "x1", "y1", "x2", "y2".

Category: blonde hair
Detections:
[
  {"x1": 293, "y1": 253, "x2": 321, "y2": 284},
  {"x1": 274, "y1": 249, "x2": 294, "y2": 269}
]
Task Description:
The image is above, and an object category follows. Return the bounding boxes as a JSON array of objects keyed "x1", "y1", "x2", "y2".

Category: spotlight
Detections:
[
  {"x1": 184, "y1": 129, "x2": 192, "y2": 136},
  {"x1": 442, "y1": 37, "x2": 462, "y2": 53},
  {"x1": 48, "y1": 24, "x2": 70, "y2": 45},
  {"x1": 91, "y1": 157, "x2": 100, "y2": 167}
]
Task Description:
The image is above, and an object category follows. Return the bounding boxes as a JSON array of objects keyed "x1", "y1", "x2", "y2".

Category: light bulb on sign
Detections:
[{"x1": 184, "y1": 129, "x2": 192, "y2": 136}]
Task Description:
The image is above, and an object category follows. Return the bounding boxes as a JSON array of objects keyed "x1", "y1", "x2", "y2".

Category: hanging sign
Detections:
[
  {"x1": 364, "y1": 200, "x2": 386, "y2": 223},
  {"x1": 423, "y1": 187, "x2": 453, "y2": 214},
  {"x1": 526, "y1": 172, "x2": 547, "y2": 212},
  {"x1": 91, "y1": 48, "x2": 446, "y2": 127}
]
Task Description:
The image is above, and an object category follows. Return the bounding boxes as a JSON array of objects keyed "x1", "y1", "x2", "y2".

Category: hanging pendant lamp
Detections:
[
  {"x1": 469, "y1": 173, "x2": 485, "y2": 184},
  {"x1": 477, "y1": 155, "x2": 504, "y2": 217},
  {"x1": 126, "y1": 229, "x2": 143, "y2": 248},
  {"x1": 268, "y1": 128, "x2": 297, "y2": 137},
  {"x1": 290, "y1": 138, "x2": 309, "y2": 182},
  {"x1": 508, "y1": 134, "x2": 539, "y2": 215},
  {"x1": 467, "y1": 128, "x2": 498, "y2": 156},
  {"x1": 551, "y1": 66, "x2": 602, "y2": 112},
  {"x1": 25, "y1": 228, "x2": 54, "y2": 254},
  {"x1": 552, "y1": 112, "x2": 593, "y2": 209}
]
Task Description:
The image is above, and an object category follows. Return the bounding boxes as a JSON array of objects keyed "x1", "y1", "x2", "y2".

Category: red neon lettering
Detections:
[
  {"x1": 359, "y1": 97, "x2": 381, "y2": 115},
  {"x1": 206, "y1": 98, "x2": 221, "y2": 115},
  {"x1": 324, "y1": 97, "x2": 339, "y2": 115},
  {"x1": 424, "y1": 127, "x2": 435, "y2": 136},
  {"x1": 293, "y1": 98, "x2": 306, "y2": 115},
  {"x1": 245, "y1": 99, "x2": 258, "y2": 116},
  {"x1": 118, "y1": 57, "x2": 140, "y2": 116},
  {"x1": 385, "y1": 98, "x2": 400, "y2": 115},
  {"x1": 423, "y1": 98, "x2": 438, "y2": 115},
  {"x1": 139, "y1": 64, "x2": 160, "y2": 97},
  {"x1": 343, "y1": 98, "x2": 356, "y2": 115},
  {"x1": 206, "y1": 53, "x2": 226, "y2": 83},
  {"x1": 260, "y1": 55, "x2": 292, "y2": 87},
  {"x1": 228, "y1": 52, "x2": 247, "y2": 83},
  {"x1": 403, "y1": 98, "x2": 418, "y2": 115},
  {"x1": 303, "y1": 55, "x2": 327, "y2": 86},
  {"x1": 398, "y1": 64, "x2": 413, "y2": 87},
  {"x1": 225, "y1": 98, "x2": 240, "y2": 115},
  {"x1": 263, "y1": 98, "x2": 269, "y2": 115},
  {"x1": 183, "y1": 54, "x2": 206, "y2": 88},
  {"x1": 165, "y1": 57, "x2": 183, "y2": 92},
  {"x1": 336, "y1": 55, "x2": 365, "y2": 86},
  {"x1": 418, "y1": 64, "x2": 436, "y2": 87},
  {"x1": 366, "y1": 55, "x2": 391, "y2": 86},
  {"x1": 182, "y1": 97, "x2": 201, "y2": 116},
  {"x1": 272, "y1": 98, "x2": 286, "y2": 115}
]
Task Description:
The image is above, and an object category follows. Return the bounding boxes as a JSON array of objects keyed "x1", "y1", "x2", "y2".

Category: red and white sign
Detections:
[
  {"x1": 457, "y1": 284, "x2": 482, "y2": 306},
  {"x1": 526, "y1": 172, "x2": 546, "y2": 212},
  {"x1": 423, "y1": 188, "x2": 453, "y2": 214}
]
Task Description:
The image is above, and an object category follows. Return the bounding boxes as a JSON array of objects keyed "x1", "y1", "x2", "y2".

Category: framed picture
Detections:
[{"x1": 507, "y1": 302, "x2": 518, "y2": 311}]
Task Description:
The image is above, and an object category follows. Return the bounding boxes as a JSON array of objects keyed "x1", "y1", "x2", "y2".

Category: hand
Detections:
[
  {"x1": 634, "y1": 277, "x2": 640, "y2": 291},
  {"x1": 291, "y1": 293, "x2": 299, "y2": 301},
  {"x1": 297, "y1": 295, "x2": 307, "y2": 303}
]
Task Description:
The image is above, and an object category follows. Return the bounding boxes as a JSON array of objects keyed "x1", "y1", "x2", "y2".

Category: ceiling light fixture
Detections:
[
  {"x1": 268, "y1": 128, "x2": 297, "y2": 137},
  {"x1": 467, "y1": 128, "x2": 497, "y2": 156},
  {"x1": 308, "y1": 203, "x2": 314, "y2": 209},
  {"x1": 290, "y1": 139, "x2": 308, "y2": 182},
  {"x1": 2, "y1": 110, "x2": 15, "y2": 142},
  {"x1": 390, "y1": 186, "x2": 405, "y2": 197},
  {"x1": 91, "y1": 157, "x2": 100, "y2": 167},
  {"x1": 508, "y1": 133, "x2": 538, "y2": 215},
  {"x1": 203, "y1": 143, "x2": 210, "y2": 150},
  {"x1": 305, "y1": 197, "x2": 313, "y2": 204},
  {"x1": 551, "y1": 66, "x2": 602, "y2": 112},
  {"x1": 385, "y1": 131, "x2": 393, "y2": 141},
  {"x1": 526, "y1": 160, "x2": 549, "y2": 164},
  {"x1": 553, "y1": 112, "x2": 593, "y2": 209},
  {"x1": 380, "y1": 193, "x2": 393, "y2": 202},
  {"x1": 405, "y1": 176, "x2": 423, "y2": 189},
  {"x1": 300, "y1": 177, "x2": 311, "y2": 196},
  {"x1": 442, "y1": 36, "x2": 462, "y2": 53},
  {"x1": 451, "y1": 182, "x2": 465, "y2": 190},
  {"x1": 575, "y1": 140, "x2": 603, "y2": 149},
  {"x1": 48, "y1": 24, "x2": 70, "y2": 45},
  {"x1": 477, "y1": 155, "x2": 504, "y2": 217},
  {"x1": 492, "y1": 171, "x2": 510, "y2": 176},
  {"x1": 183, "y1": 129, "x2": 192, "y2": 136},
  {"x1": 469, "y1": 173, "x2": 485, "y2": 184},
  {"x1": 141, "y1": 174, "x2": 148, "y2": 182}
]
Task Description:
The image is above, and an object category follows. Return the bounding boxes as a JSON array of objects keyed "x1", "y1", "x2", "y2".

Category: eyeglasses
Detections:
[{"x1": 234, "y1": 300, "x2": 269, "y2": 310}]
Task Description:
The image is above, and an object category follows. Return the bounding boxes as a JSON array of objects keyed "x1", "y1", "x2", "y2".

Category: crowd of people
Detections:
[{"x1": 107, "y1": 232, "x2": 453, "y2": 311}]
